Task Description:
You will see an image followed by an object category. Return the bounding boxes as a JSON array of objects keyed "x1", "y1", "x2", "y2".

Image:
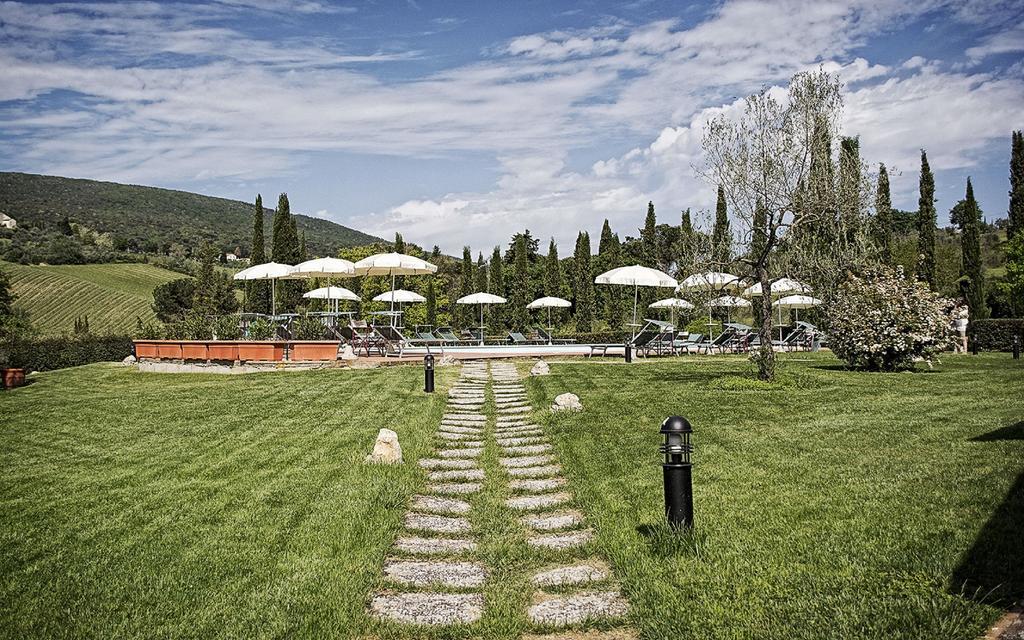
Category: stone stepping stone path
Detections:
[
  {"x1": 487, "y1": 361, "x2": 633, "y2": 636},
  {"x1": 370, "y1": 361, "x2": 493, "y2": 627}
]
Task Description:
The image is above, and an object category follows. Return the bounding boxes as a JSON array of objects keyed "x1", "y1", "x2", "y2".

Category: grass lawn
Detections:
[{"x1": 1, "y1": 353, "x2": 1021, "y2": 639}]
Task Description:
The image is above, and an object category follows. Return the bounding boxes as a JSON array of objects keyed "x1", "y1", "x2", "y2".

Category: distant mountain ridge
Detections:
[{"x1": 0, "y1": 172, "x2": 381, "y2": 256}]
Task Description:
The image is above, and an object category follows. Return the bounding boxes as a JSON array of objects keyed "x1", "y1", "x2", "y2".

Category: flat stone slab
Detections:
[
  {"x1": 527, "y1": 591, "x2": 628, "y2": 626},
  {"x1": 521, "y1": 509, "x2": 586, "y2": 531},
  {"x1": 496, "y1": 436, "x2": 547, "y2": 446},
  {"x1": 501, "y1": 444, "x2": 552, "y2": 456},
  {"x1": 412, "y1": 495, "x2": 471, "y2": 515},
  {"x1": 447, "y1": 440, "x2": 484, "y2": 448},
  {"x1": 531, "y1": 561, "x2": 610, "y2": 587},
  {"x1": 527, "y1": 528, "x2": 594, "y2": 549},
  {"x1": 383, "y1": 559, "x2": 488, "y2": 588},
  {"x1": 495, "y1": 425, "x2": 543, "y2": 434},
  {"x1": 438, "y1": 431, "x2": 480, "y2": 441},
  {"x1": 371, "y1": 592, "x2": 484, "y2": 625},
  {"x1": 429, "y1": 468, "x2": 485, "y2": 481},
  {"x1": 510, "y1": 477, "x2": 567, "y2": 492},
  {"x1": 497, "y1": 406, "x2": 532, "y2": 414},
  {"x1": 507, "y1": 464, "x2": 563, "y2": 479},
  {"x1": 439, "y1": 448, "x2": 483, "y2": 459},
  {"x1": 428, "y1": 482, "x2": 483, "y2": 495},
  {"x1": 495, "y1": 418, "x2": 531, "y2": 426},
  {"x1": 394, "y1": 536, "x2": 478, "y2": 555},
  {"x1": 438, "y1": 425, "x2": 484, "y2": 435},
  {"x1": 500, "y1": 455, "x2": 555, "y2": 468},
  {"x1": 405, "y1": 512, "x2": 472, "y2": 534},
  {"x1": 442, "y1": 414, "x2": 486, "y2": 423},
  {"x1": 419, "y1": 458, "x2": 477, "y2": 470},
  {"x1": 506, "y1": 492, "x2": 573, "y2": 511}
]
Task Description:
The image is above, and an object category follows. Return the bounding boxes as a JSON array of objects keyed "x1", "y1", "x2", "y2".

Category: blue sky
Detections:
[{"x1": 1, "y1": 0, "x2": 1022, "y2": 253}]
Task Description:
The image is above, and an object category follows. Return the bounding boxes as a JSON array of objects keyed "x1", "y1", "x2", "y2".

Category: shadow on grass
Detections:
[
  {"x1": 811, "y1": 363, "x2": 944, "y2": 374},
  {"x1": 636, "y1": 522, "x2": 708, "y2": 559},
  {"x1": 970, "y1": 422, "x2": 1024, "y2": 442},
  {"x1": 950, "y1": 470, "x2": 1024, "y2": 605}
]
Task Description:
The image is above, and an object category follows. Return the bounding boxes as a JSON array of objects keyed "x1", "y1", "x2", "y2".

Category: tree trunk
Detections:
[{"x1": 756, "y1": 264, "x2": 775, "y2": 381}]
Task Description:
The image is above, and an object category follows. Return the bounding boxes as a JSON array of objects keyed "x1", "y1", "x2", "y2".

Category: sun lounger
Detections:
[
  {"x1": 536, "y1": 327, "x2": 574, "y2": 344},
  {"x1": 508, "y1": 331, "x2": 543, "y2": 345}
]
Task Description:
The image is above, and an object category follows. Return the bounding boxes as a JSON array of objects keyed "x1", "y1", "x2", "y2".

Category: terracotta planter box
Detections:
[
  {"x1": 157, "y1": 342, "x2": 183, "y2": 359},
  {"x1": 180, "y1": 342, "x2": 209, "y2": 361},
  {"x1": 289, "y1": 341, "x2": 340, "y2": 361},
  {"x1": 237, "y1": 342, "x2": 285, "y2": 362},
  {"x1": 133, "y1": 341, "x2": 160, "y2": 359},
  {"x1": 207, "y1": 342, "x2": 239, "y2": 361},
  {"x1": 2, "y1": 368, "x2": 26, "y2": 389}
]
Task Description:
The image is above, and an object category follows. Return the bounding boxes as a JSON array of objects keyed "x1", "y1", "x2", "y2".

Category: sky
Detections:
[{"x1": 1, "y1": 0, "x2": 1022, "y2": 254}]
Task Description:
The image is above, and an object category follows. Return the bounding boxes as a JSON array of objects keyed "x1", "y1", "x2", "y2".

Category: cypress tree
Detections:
[
  {"x1": 917, "y1": 151, "x2": 937, "y2": 288},
  {"x1": 490, "y1": 246, "x2": 505, "y2": 328},
  {"x1": 839, "y1": 136, "x2": 861, "y2": 241},
  {"x1": 677, "y1": 208, "x2": 694, "y2": 275},
  {"x1": 394, "y1": 232, "x2": 405, "y2": 254},
  {"x1": 425, "y1": 279, "x2": 437, "y2": 327},
  {"x1": 299, "y1": 231, "x2": 307, "y2": 262},
  {"x1": 271, "y1": 193, "x2": 301, "y2": 311},
  {"x1": 192, "y1": 242, "x2": 218, "y2": 315},
  {"x1": 712, "y1": 185, "x2": 731, "y2": 264},
  {"x1": 545, "y1": 238, "x2": 561, "y2": 296},
  {"x1": 875, "y1": 164, "x2": 894, "y2": 264},
  {"x1": 573, "y1": 232, "x2": 594, "y2": 332},
  {"x1": 959, "y1": 178, "x2": 989, "y2": 320},
  {"x1": 598, "y1": 220, "x2": 624, "y2": 331},
  {"x1": 249, "y1": 194, "x2": 269, "y2": 314},
  {"x1": 641, "y1": 202, "x2": 657, "y2": 267},
  {"x1": 1009, "y1": 130, "x2": 1024, "y2": 240},
  {"x1": 510, "y1": 234, "x2": 530, "y2": 328},
  {"x1": 475, "y1": 252, "x2": 487, "y2": 292},
  {"x1": 459, "y1": 247, "x2": 474, "y2": 327}
]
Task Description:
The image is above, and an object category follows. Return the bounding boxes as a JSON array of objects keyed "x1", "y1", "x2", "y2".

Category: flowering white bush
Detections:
[{"x1": 824, "y1": 265, "x2": 955, "y2": 371}]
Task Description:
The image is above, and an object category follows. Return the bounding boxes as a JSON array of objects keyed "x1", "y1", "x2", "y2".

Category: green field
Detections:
[
  {"x1": 1, "y1": 261, "x2": 182, "y2": 335},
  {"x1": 0, "y1": 354, "x2": 1020, "y2": 639}
]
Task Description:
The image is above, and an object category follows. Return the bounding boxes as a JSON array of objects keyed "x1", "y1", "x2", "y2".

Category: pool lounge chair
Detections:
[
  {"x1": 375, "y1": 325, "x2": 445, "y2": 356},
  {"x1": 535, "y1": 327, "x2": 574, "y2": 344},
  {"x1": 588, "y1": 328, "x2": 660, "y2": 358},
  {"x1": 436, "y1": 328, "x2": 467, "y2": 345},
  {"x1": 675, "y1": 333, "x2": 703, "y2": 354},
  {"x1": 339, "y1": 325, "x2": 386, "y2": 356},
  {"x1": 508, "y1": 331, "x2": 543, "y2": 345}
]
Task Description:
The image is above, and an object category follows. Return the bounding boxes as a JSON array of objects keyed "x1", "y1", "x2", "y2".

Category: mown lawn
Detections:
[
  {"x1": 526, "y1": 352, "x2": 1023, "y2": 640},
  {"x1": 0, "y1": 354, "x2": 1020, "y2": 639}
]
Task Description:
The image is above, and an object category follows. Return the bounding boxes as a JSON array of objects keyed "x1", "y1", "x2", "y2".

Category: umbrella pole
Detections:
[
  {"x1": 479, "y1": 305, "x2": 484, "y2": 346},
  {"x1": 272, "y1": 280, "x2": 276, "y2": 317},
  {"x1": 632, "y1": 284, "x2": 638, "y2": 342},
  {"x1": 548, "y1": 308, "x2": 552, "y2": 345},
  {"x1": 390, "y1": 272, "x2": 396, "y2": 327}
]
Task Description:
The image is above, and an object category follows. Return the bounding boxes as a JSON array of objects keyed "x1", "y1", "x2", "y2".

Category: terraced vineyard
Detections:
[{"x1": 1, "y1": 261, "x2": 182, "y2": 335}]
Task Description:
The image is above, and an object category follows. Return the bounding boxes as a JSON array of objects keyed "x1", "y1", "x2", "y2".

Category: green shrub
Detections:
[
  {"x1": 247, "y1": 317, "x2": 274, "y2": 340},
  {"x1": 823, "y1": 265, "x2": 955, "y2": 371},
  {"x1": 179, "y1": 313, "x2": 212, "y2": 340},
  {"x1": 970, "y1": 319, "x2": 1024, "y2": 351},
  {"x1": 212, "y1": 315, "x2": 242, "y2": 340},
  {"x1": 292, "y1": 313, "x2": 326, "y2": 340},
  {"x1": 4, "y1": 334, "x2": 132, "y2": 373},
  {"x1": 133, "y1": 316, "x2": 162, "y2": 340}
]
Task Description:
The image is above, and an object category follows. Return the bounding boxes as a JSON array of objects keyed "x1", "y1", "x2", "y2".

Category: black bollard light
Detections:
[
  {"x1": 660, "y1": 416, "x2": 694, "y2": 530},
  {"x1": 424, "y1": 354, "x2": 435, "y2": 393},
  {"x1": 1014, "y1": 335, "x2": 1020, "y2": 360},
  {"x1": 971, "y1": 335, "x2": 979, "y2": 356},
  {"x1": 624, "y1": 342, "x2": 632, "y2": 363}
]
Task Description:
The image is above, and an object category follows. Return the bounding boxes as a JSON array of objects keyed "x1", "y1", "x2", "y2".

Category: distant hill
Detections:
[
  {"x1": 0, "y1": 172, "x2": 381, "y2": 258},
  {"x1": 1, "y1": 261, "x2": 182, "y2": 336}
]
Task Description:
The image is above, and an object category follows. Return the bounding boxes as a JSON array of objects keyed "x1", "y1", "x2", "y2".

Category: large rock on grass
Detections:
[
  {"x1": 365, "y1": 428, "x2": 403, "y2": 464},
  {"x1": 530, "y1": 360, "x2": 550, "y2": 376},
  {"x1": 551, "y1": 392, "x2": 582, "y2": 413}
]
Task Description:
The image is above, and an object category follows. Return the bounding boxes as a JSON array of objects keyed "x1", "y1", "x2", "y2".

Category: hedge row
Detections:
[
  {"x1": 970, "y1": 319, "x2": 1024, "y2": 351},
  {"x1": 3, "y1": 334, "x2": 133, "y2": 373}
]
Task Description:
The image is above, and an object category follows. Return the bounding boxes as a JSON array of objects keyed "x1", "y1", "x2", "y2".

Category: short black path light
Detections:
[
  {"x1": 660, "y1": 415, "x2": 694, "y2": 530},
  {"x1": 624, "y1": 342, "x2": 633, "y2": 363},
  {"x1": 424, "y1": 354, "x2": 435, "y2": 393},
  {"x1": 1013, "y1": 335, "x2": 1020, "y2": 360},
  {"x1": 971, "y1": 334, "x2": 979, "y2": 356}
]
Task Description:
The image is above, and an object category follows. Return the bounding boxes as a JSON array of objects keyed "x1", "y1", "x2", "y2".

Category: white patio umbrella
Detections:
[
  {"x1": 233, "y1": 261, "x2": 293, "y2": 316},
  {"x1": 677, "y1": 272, "x2": 742, "y2": 338},
  {"x1": 744, "y1": 278, "x2": 813, "y2": 340},
  {"x1": 773, "y1": 294, "x2": 822, "y2": 324},
  {"x1": 285, "y1": 257, "x2": 356, "y2": 279},
  {"x1": 303, "y1": 286, "x2": 360, "y2": 313},
  {"x1": 373, "y1": 289, "x2": 427, "y2": 304},
  {"x1": 708, "y1": 295, "x2": 751, "y2": 324},
  {"x1": 527, "y1": 296, "x2": 572, "y2": 343},
  {"x1": 354, "y1": 253, "x2": 437, "y2": 325},
  {"x1": 594, "y1": 265, "x2": 678, "y2": 339},
  {"x1": 456, "y1": 292, "x2": 507, "y2": 345},
  {"x1": 648, "y1": 297, "x2": 695, "y2": 330},
  {"x1": 677, "y1": 271, "x2": 741, "y2": 292}
]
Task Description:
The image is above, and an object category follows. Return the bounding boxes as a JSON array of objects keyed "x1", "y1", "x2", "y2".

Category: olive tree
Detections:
[{"x1": 700, "y1": 69, "x2": 873, "y2": 381}]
